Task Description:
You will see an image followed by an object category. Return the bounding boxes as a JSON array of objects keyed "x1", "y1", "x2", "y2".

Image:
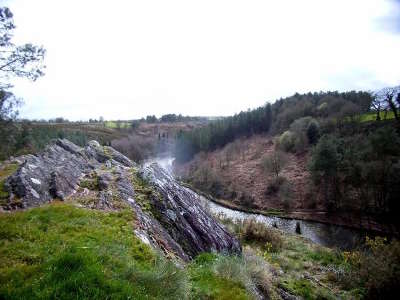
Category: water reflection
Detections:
[{"x1": 197, "y1": 195, "x2": 365, "y2": 249}]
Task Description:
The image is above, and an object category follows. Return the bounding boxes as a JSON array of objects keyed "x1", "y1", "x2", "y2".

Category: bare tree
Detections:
[
  {"x1": 371, "y1": 96, "x2": 383, "y2": 121},
  {"x1": 372, "y1": 87, "x2": 400, "y2": 123},
  {"x1": 384, "y1": 89, "x2": 399, "y2": 123},
  {"x1": 262, "y1": 150, "x2": 288, "y2": 177},
  {"x1": 224, "y1": 143, "x2": 235, "y2": 167}
]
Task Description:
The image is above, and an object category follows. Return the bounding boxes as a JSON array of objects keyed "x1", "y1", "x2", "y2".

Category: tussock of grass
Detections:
[
  {"x1": 239, "y1": 219, "x2": 283, "y2": 252},
  {"x1": 188, "y1": 250, "x2": 277, "y2": 300},
  {"x1": 189, "y1": 253, "x2": 252, "y2": 300},
  {"x1": 126, "y1": 257, "x2": 190, "y2": 299},
  {"x1": 220, "y1": 217, "x2": 283, "y2": 252}
]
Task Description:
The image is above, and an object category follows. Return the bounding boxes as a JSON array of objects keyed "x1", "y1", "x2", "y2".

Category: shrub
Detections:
[
  {"x1": 190, "y1": 164, "x2": 226, "y2": 198},
  {"x1": 265, "y1": 176, "x2": 293, "y2": 210},
  {"x1": 288, "y1": 117, "x2": 320, "y2": 152},
  {"x1": 262, "y1": 151, "x2": 288, "y2": 177},
  {"x1": 293, "y1": 132, "x2": 309, "y2": 153},
  {"x1": 236, "y1": 192, "x2": 256, "y2": 208},
  {"x1": 265, "y1": 176, "x2": 286, "y2": 195},
  {"x1": 278, "y1": 131, "x2": 296, "y2": 152},
  {"x1": 342, "y1": 237, "x2": 400, "y2": 299},
  {"x1": 79, "y1": 177, "x2": 99, "y2": 191},
  {"x1": 240, "y1": 219, "x2": 283, "y2": 252}
]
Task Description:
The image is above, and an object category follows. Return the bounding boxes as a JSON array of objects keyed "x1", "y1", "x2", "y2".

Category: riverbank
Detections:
[{"x1": 181, "y1": 181, "x2": 398, "y2": 237}]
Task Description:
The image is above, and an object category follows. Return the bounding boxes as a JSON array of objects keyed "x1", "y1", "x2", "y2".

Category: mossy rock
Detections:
[
  {"x1": 0, "y1": 163, "x2": 19, "y2": 204},
  {"x1": 79, "y1": 174, "x2": 99, "y2": 191},
  {"x1": 130, "y1": 168, "x2": 160, "y2": 215}
]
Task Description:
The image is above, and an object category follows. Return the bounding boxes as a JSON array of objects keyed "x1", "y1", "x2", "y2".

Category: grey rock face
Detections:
[
  {"x1": 2, "y1": 139, "x2": 241, "y2": 261},
  {"x1": 140, "y1": 164, "x2": 241, "y2": 258},
  {"x1": 98, "y1": 173, "x2": 113, "y2": 190},
  {"x1": 5, "y1": 140, "x2": 90, "y2": 208},
  {"x1": 112, "y1": 168, "x2": 190, "y2": 261},
  {"x1": 4, "y1": 139, "x2": 135, "y2": 209}
]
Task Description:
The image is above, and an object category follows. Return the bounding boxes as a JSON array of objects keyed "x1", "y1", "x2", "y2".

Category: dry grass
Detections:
[{"x1": 239, "y1": 219, "x2": 284, "y2": 252}]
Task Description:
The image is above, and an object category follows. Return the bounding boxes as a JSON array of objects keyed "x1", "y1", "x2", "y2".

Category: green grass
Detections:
[
  {"x1": 218, "y1": 216, "x2": 363, "y2": 299},
  {"x1": 104, "y1": 121, "x2": 132, "y2": 129},
  {"x1": 189, "y1": 253, "x2": 252, "y2": 300},
  {"x1": 281, "y1": 278, "x2": 314, "y2": 299},
  {"x1": 0, "y1": 203, "x2": 183, "y2": 299},
  {"x1": 0, "y1": 202, "x2": 257, "y2": 299},
  {"x1": 360, "y1": 111, "x2": 396, "y2": 122}
]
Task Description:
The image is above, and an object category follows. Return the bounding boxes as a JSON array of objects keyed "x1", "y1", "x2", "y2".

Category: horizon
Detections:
[
  {"x1": 13, "y1": 88, "x2": 388, "y2": 122},
  {"x1": 3, "y1": 0, "x2": 400, "y2": 121}
]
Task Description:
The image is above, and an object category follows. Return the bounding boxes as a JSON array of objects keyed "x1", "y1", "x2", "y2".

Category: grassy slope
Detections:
[
  {"x1": 0, "y1": 202, "x2": 253, "y2": 300},
  {"x1": 266, "y1": 235, "x2": 350, "y2": 299},
  {"x1": 0, "y1": 203, "x2": 155, "y2": 299},
  {"x1": 359, "y1": 111, "x2": 395, "y2": 122},
  {"x1": 220, "y1": 218, "x2": 363, "y2": 299}
]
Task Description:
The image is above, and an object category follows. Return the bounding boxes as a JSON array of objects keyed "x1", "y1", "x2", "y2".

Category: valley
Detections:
[{"x1": 1, "y1": 2, "x2": 399, "y2": 297}]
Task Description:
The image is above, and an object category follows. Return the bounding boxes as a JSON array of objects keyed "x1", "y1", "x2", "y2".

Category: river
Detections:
[{"x1": 144, "y1": 156, "x2": 368, "y2": 250}]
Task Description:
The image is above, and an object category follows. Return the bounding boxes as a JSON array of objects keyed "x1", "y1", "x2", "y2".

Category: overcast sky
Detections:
[{"x1": 3, "y1": 0, "x2": 400, "y2": 120}]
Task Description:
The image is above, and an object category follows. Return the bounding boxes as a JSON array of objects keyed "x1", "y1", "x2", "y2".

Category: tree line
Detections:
[
  {"x1": 175, "y1": 91, "x2": 374, "y2": 162},
  {"x1": 143, "y1": 114, "x2": 208, "y2": 123}
]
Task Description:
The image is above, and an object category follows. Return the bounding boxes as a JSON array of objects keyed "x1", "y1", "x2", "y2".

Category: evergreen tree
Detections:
[{"x1": 306, "y1": 121, "x2": 320, "y2": 145}]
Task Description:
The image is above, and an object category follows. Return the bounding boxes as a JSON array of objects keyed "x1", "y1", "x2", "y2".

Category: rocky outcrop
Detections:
[
  {"x1": 2, "y1": 139, "x2": 241, "y2": 261},
  {"x1": 141, "y1": 164, "x2": 241, "y2": 258},
  {"x1": 4, "y1": 139, "x2": 133, "y2": 208}
]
